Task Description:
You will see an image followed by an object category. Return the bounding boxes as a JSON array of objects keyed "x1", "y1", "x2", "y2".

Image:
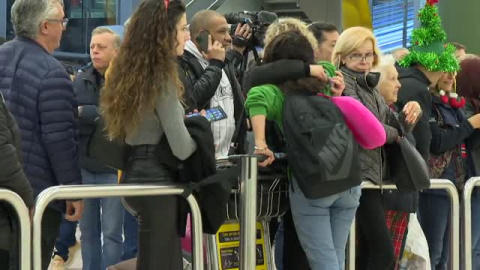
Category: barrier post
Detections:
[
  {"x1": 32, "y1": 185, "x2": 204, "y2": 270},
  {"x1": 239, "y1": 155, "x2": 258, "y2": 270},
  {"x1": 347, "y1": 179, "x2": 460, "y2": 270},
  {"x1": 463, "y1": 177, "x2": 480, "y2": 270},
  {"x1": 348, "y1": 217, "x2": 356, "y2": 270},
  {"x1": 0, "y1": 189, "x2": 31, "y2": 270}
]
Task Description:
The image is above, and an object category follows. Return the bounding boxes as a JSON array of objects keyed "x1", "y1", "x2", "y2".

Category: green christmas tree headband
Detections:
[{"x1": 399, "y1": 0, "x2": 460, "y2": 72}]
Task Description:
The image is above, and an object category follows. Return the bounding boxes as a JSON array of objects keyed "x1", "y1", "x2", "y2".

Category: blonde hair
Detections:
[
  {"x1": 332, "y1": 26, "x2": 381, "y2": 68},
  {"x1": 92, "y1": 27, "x2": 121, "y2": 48},
  {"x1": 264, "y1": 17, "x2": 318, "y2": 50}
]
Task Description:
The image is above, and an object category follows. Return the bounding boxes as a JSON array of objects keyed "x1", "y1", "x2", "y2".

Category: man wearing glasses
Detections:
[{"x1": 0, "y1": 1, "x2": 83, "y2": 270}]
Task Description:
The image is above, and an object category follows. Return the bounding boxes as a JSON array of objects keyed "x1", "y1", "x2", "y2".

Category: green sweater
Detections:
[
  {"x1": 245, "y1": 61, "x2": 337, "y2": 131},
  {"x1": 245, "y1": 84, "x2": 285, "y2": 131}
]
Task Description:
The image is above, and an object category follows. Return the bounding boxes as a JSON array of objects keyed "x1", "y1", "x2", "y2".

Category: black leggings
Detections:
[
  {"x1": 356, "y1": 190, "x2": 395, "y2": 270},
  {"x1": 122, "y1": 145, "x2": 183, "y2": 270}
]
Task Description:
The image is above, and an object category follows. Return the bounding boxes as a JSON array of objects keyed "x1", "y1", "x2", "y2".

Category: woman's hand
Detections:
[
  {"x1": 330, "y1": 71, "x2": 345, "y2": 97},
  {"x1": 185, "y1": 109, "x2": 206, "y2": 118},
  {"x1": 254, "y1": 145, "x2": 275, "y2": 167},
  {"x1": 403, "y1": 101, "x2": 422, "y2": 124},
  {"x1": 309, "y1": 65, "x2": 328, "y2": 82}
]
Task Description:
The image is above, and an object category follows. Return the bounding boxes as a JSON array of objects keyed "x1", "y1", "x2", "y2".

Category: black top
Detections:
[{"x1": 396, "y1": 66, "x2": 433, "y2": 160}]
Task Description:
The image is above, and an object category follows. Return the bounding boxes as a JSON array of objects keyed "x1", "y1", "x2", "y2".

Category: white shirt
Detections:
[{"x1": 185, "y1": 41, "x2": 236, "y2": 157}]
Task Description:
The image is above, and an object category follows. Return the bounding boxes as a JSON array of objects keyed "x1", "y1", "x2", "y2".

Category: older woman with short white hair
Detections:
[
  {"x1": 375, "y1": 55, "x2": 401, "y2": 105},
  {"x1": 374, "y1": 55, "x2": 421, "y2": 267}
]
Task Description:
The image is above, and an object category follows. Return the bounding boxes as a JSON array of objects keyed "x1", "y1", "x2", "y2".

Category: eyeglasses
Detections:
[
  {"x1": 348, "y1": 53, "x2": 375, "y2": 62},
  {"x1": 47, "y1": 18, "x2": 69, "y2": 29}
]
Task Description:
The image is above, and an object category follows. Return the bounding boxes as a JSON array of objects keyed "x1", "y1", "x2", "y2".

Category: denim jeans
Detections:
[
  {"x1": 418, "y1": 193, "x2": 450, "y2": 270},
  {"x1": 274, "y1": 219, "x2": 284, "y2": 270},
  {"x1": 419, "y1": 190, "x2": 480, "y2": 270},
  {"x1": 289, "y1": 178, "x2": 361, "y2": 270},
  {"x1": 121, "y1": 208, "x2": 138, "y2": 261},
  {"x1": 80, "y1": 169, "x2": 124, "y2": 270},
  {"x1": 53, "y1": 219, "x2": 77, "y2": 261}
]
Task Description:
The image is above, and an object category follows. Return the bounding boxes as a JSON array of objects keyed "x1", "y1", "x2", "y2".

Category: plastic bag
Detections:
[{"x1": 398, "y1": 214, "x2": 431, "y2": 270}]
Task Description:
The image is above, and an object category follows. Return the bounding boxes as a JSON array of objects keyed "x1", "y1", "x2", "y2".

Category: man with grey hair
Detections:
[
  {"x1": 50, "y1": 26, "x2": 123, "y2": 270},
  {"x1": 74, "y1": 27, "x2": 123, "y2": 270},
  {"x1": 0, "y1": 0, "x2": 83, "y2": 269}
]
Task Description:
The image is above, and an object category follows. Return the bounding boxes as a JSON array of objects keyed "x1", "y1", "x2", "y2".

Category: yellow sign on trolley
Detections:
[{"x1": 215, "y1": 222, "x2": 267, "y2": 270}]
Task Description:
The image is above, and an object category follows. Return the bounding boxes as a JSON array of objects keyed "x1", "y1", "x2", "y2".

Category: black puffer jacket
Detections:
[
  {"x1": 0, "y1": 92, "x2": 34, "y2": 249},
  {"x1": 341, "y1": 67, "x2": 400, "y2": 185}
]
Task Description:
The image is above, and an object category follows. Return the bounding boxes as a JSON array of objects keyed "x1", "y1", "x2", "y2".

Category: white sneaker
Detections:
[
  {"x1": 64, "y1": 240, "x2": 81, "y2": 267},
  {"x1": 49, "y1": 255, "x2": 65, "y2": 270}
]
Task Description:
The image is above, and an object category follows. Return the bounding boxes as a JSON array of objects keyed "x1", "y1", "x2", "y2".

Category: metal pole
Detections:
[
  {"x1": 440, "y1": 179, "x2": 461, "y2": 270},
  {"x1": 463, "y1": 177, "x2": 480, "y2": 270},
  {"x1": 239, "y1": 155, "x2": 258, "y2": 270},
  {"x1": 348, "y1": 217, "x2": 356, "y2": 270},
  {"x1": 206, "y1": 234, "x2": 219, "y2": 270},
  {"x1": 32, "y1": 185, "x2": 204, "y2": 270},
  {"x1": 261, "y1": 219, "x2": 274, "y2": 270},
  {"x1": 347, "y1": 180, "x2": 460, "y2": 270},
  {"x1": 0, "y1": 189, "x2": 31, "y2": 270}
]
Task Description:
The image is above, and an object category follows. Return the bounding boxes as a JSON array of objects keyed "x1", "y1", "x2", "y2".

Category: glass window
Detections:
[
  {"x1": 371, "y1": 0, "x2": 414, "y2": 52},
  {"x1": 61, "y1": 0, "x2": 117, "y2": 54},
  {"x1": 6, "y1": 0, "x2": 117, "y2": 54}
]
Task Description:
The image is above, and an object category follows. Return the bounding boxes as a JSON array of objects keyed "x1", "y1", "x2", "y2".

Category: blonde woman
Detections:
[{"x1": 332, "y1": 27, "x2": 421, "y2": 269}]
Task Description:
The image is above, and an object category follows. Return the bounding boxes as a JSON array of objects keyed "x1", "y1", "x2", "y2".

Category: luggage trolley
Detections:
[{"x1": 206, "y1": 156, "x2": 289, "y2": 270}]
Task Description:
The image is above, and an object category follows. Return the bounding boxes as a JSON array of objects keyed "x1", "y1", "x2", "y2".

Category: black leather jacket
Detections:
[{"x1": 178, "y1": 49, "x2": 247, "y2": 154}]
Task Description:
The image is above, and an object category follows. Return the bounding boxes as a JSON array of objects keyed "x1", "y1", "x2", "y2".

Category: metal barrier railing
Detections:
[
  {"x1": 347, "y1": 179, "x2": 460, "y2": 270},
  {"x1": 0, "y1": 189, "x2": 31, "y2": 270},
  {"x1": 238, "y1": 155, "x2": 258, "y2": 270},
  {"x1": 211, "y1": 155, "x2": 258, "y2": 270},
  {"x1": 32, "y1": 185, "x2": 204, "y2": 270},
  {"x1": 463, "y1": 177, "x2": 480, "y2": 270}
]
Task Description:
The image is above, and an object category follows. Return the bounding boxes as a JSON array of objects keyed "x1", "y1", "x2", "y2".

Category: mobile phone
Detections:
[
  {"x1": 195, "y1": 30, "x2": 210, "y2": 54},
  {"x1": 187, "y1": 106, "x2": 228, "y2": 122}
]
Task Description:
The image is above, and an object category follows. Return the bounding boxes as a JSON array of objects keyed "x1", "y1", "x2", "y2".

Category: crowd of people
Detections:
[{"x1": 1, "y1": 0, "x2": 480, "y2": 270}]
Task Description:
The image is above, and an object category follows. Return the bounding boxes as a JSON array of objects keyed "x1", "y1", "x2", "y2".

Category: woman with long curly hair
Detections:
[{"x1": 100, "y1": 0, "x2": 192, "y2": 269}]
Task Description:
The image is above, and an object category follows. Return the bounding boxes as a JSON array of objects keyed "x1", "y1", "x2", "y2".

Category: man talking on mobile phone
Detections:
[{"x1": 179, "y1": 10, "x2": 251, "y2": 157}]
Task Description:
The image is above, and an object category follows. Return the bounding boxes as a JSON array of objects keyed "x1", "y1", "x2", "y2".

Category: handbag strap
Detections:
[{"x1": 228, "y1": 107, "x2": 246, "y2": 156}]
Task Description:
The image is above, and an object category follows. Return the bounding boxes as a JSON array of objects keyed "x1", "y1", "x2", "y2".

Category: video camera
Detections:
[{"x1": 224, "y1": 11, "x2": 278, "y2": 48}]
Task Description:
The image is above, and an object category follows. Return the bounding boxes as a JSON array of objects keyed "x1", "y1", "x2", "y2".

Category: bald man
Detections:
[{"x1": 179, "y1": 10, "x2": 250, "y2": 157}]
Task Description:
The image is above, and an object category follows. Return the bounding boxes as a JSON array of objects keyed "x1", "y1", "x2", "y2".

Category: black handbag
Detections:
[
  {"x1": 88, "y1": 119, "x2": 130, "y2": 170},
  {"x1": 386, "y1": 136, "x2": 430, "y2": 192}
]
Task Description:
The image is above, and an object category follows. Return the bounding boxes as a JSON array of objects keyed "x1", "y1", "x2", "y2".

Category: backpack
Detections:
[{"x1": 282, "y1": 93, "x2": 361, "y2": 199}]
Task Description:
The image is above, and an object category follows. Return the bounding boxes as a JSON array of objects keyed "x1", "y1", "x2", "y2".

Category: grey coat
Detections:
[{"x1": 341, "y1": 67, "x2": 400, "y2": 185}]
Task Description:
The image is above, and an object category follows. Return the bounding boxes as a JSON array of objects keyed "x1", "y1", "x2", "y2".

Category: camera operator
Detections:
[{"x1": 179, "y1": 10, "x2": 250, "y2": 157}]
